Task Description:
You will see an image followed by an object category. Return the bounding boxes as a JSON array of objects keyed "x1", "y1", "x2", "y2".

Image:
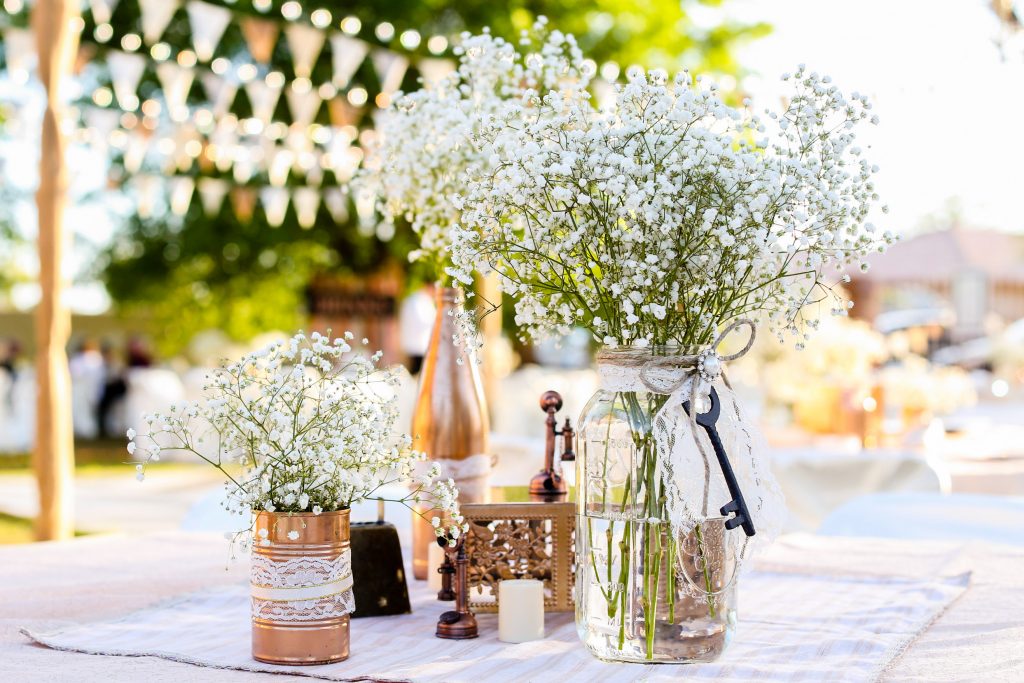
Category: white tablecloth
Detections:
[{"x1": 4, "y1": 532, "x2": 1024, "y2": 681}]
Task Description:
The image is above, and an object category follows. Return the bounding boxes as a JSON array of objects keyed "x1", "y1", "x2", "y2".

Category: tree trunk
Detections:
[{"x1": 31, "y1": 0, "x2": 79, "y2": 541}]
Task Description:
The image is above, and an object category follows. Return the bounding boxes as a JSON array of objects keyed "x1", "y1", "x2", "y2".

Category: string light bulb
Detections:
[
  {"x1": 375, "y1": 22, "x2": 395, "y2": 42},
  {"x1": 399, "y1": 30, "x2": 421, "y2": 50},
  {"x1": 310, "y1": 9, "x2": 332, "y2": 28},
  {"x1": 341, "y1": 16, "x2": 361, "y2": 34},
  {"x1": 120, "y1": 33, "x2": 142, "y2": 52},
  {"x1": 150, "y1": 43, "x2": 171, "y2": 61},
  {"x1": 347, "y1": 87, "x2": 368, "y2": 106},
  {"x1": 94, "y1": 23, "x2": 113, "y2": 42},
  {"x1": 427, "y1": 36, "x2": 448, "y2": 54}
]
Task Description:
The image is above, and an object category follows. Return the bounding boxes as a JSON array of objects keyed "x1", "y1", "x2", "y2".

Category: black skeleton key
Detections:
[{"x1": 683, "y1": 386, "x2": 756, "y2": 537}]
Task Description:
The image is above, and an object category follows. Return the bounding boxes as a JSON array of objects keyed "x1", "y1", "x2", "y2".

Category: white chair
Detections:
[{"x1": 818, "y1": 491, "x2": 1024, "y2": 547}]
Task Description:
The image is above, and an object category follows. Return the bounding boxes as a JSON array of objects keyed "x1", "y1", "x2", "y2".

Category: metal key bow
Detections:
[{"x1": 683, "y1": 386, "x2": 756, "y2": 537}]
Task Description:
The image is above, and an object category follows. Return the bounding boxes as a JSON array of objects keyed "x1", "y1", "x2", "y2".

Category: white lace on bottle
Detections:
[
  {"x1": 427, "y1": 453, "x2": 493, "y2": 501},
  {"x1": 250, "y1": 551, "x2": 355, "y2": 622}
]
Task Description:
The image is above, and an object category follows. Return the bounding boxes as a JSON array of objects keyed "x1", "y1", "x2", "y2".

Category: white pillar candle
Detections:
[
  {"x1": 498, "y1": 579, "x2": 545, "y2": 643},
  {"x1": 427, "y1": 539, "x2": 445, "y2": 591}
]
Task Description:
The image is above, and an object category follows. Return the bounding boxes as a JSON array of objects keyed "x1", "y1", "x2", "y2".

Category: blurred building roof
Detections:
[{"x1": 864, "y1": 226, "x2": 1024, "y2": 283}]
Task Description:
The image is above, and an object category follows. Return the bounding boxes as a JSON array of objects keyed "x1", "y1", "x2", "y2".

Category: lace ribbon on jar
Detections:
[
  {"x1": 250, "y1": 551, "x2": 355, "y2": 622},
  {"x1": 595, "y1": 319, "x2": 786, "y2": 578}
]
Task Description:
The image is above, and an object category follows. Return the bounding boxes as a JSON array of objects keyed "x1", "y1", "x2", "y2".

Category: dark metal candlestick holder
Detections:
[
  {"x1": 529, "y1": 390, "x2": 575, "y2": 500},
  {"x1": 437, "y1": 550, "x2": 456, "y2": 601},
  {"x1": 435, "y1": 536, "x2": 478, "y2": 639}
]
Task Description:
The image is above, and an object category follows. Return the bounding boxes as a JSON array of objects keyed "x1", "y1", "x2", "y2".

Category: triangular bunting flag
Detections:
[
  {"x1": 284, "y1": 129, "x2": 313, "y2": 159},
  {"x1": 186, "y1": 1, "x2": 232, "y2": 62},
  {"x1": 371, "y1": 49, "x2": 409, "y2": 97},
  {"x1": 240, "y1": 17, "x2": 280, "y2": 64},
  {"x1": 88, "y1": 0, "x2": 120, "y2": 25},
  {"x1": 3, "y1": 29, "x2": 36, "y2": 83},
  {"x1": 84, "y1": 108, "x2": 120, "y2": 154},
  {"x1": 260, "y1": 186, "x2": 290, "y2": 227},
  {"x1": 200, "y1": 71, "x2": 237, "y2": 117},
  {"x1": 133, "y1": 175, "x2": 161, "y2": 219},
  {"x1": 156, "y1": 61, "x2": 194, "y2": 122},
  {"x1": 138, "y1": 0, "x2": 180, "y2": 45},
  {"x1": 233, "y1": 156, "x2": 256, "y2": 184},
  {"x1": 230, "y1": 186, "x2": 257, "y2": 223},
  {"x1": 286, "y1": 85, "x2": 322, "y2": 129},
  {"x1": 209, "y1": 119, "x2": 238, "y2": 172},
  {"x1": 417, "y1": 57, "x2": 456, "y2": 87},
  {"x1": 244, "y1": 79, "x2": 283, "y2": 124},
  {"x1": 106, "y1": 50, "x2": 146, "y2": 110},
  {"x1": 284, "y1": 23, "x2": 326, "y2": 80},
  {"x1": 197, "y1": 177, "x2": 229, "y2": 216},
  {"x1": 592, "y1": 78, "x2": 616, "y2": 110},
  {"x1": 292, "y1": 187, "x2": 321, "y2": 229},
  {"x1": 267, "y1": 146, "x2": 293, "y2": 187},
  {"x1": 122, "y1": 130, "x2": 151, "y2": 174},
  {"x1": 354, "y1": 186, "x2": 377, "y2": 235},
  {"x1": 329, "y1": 34, "x2": 369, "y2": 88},
  {"x1": 323, "y1": 187, "x2": 349, "y2": 223},
  {"x1": 170, "y1": 124, "x2": 201, "y2": 172},
  {"x1": 168, "y1": 176, "x2": 195, "y2": 215},
  {"x1": 327, "y1": 98, "x2": 362, "y2": 128},
  {"x1": 304, "y1": 164, "x2": 324, "y2": 187}
]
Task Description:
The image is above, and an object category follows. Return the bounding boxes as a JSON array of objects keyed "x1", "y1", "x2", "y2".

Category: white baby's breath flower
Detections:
[
  {"x1": 450, "y1": 59, "x2": 891, "y2": 347},
  {"x1": 129, "y1": 329, "x2": 464, "y2": 542},
  {"x1": 287, "y1": 530, "x2": 300, "y2": 540}
]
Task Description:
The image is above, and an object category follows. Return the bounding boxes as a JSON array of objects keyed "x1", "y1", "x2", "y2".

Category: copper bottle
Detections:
[
  {"x1": 411, "y1": 286, "x2": 490, "y2": 579},
  {"x1": 251, "y1": 509, "x2": 351, "y2": 665}
]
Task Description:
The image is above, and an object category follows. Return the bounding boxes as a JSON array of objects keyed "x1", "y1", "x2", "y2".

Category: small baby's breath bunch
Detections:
[
  {"x1": 128, "y1": 330, "x2": 463, "y2": 546},
  {"x1": 450, "y1": 63, "x2": 896, "y2": 349},
  {"x1": 363, "y1": 17, "x2": 593, "y2": 281}
]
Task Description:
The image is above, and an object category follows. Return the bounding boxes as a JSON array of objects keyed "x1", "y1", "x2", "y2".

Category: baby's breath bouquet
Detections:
[
  {"x1": 450, "y1": 55, "x2": 895, "y2": 663},
  {"x1": 129, "y1": 330, "x2": 463, "y2": 548},
  {"x1": 451, "y1": 65, "x2": 894, "y2": 346},
  {"x1": 364, "y1": 18, "x2": 592, "y2": 279}
]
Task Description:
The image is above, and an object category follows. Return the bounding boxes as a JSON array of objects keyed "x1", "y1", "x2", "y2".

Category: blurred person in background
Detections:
[
  {"x1": 97, "y1": 336, "x2": 153, "y2": 438},
  {"x1": 69, "y1": 339, "x2": 107, "y2": 439},
  {"x1": 0, "y1": 338, "x2": 22, "y2": 409}
]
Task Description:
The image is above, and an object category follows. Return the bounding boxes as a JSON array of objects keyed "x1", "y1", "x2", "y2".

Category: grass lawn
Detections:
[
  {"x1": 0, "y1": 511, "x2": 90, "y2": 544},
  {"x1": 0, "y1": 510, "x2": 37, "y2": 544},
  {"x1": 0, "y1": 439, "x2": 197, "y2": 544}
]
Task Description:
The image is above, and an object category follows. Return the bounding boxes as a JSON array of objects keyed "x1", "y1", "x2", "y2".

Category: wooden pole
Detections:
[{"x1": 31, "y1": 0, "x2": 79, "y2": 541}]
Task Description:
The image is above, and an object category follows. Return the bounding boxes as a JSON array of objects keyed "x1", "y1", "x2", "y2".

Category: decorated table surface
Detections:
[{"x1": 5, "y1": 531, "x2": 1022, "y2": 682}]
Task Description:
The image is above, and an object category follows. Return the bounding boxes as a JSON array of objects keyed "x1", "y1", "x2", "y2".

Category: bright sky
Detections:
[{"x1": 729, "y1": 0, "x2": 1024, "y2": 236}]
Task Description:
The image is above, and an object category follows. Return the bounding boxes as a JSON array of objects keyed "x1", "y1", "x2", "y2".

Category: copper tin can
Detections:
[{"x1": 251, "y1": 509, "x2": 351, "y2": 665}]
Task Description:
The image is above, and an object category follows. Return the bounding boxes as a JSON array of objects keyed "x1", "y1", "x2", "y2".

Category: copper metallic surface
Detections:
[
  {"x1": 435, "y1": 537, "x2": 478, "y2": 639},
  {"x1": 529, "y1": 391, "x2": 575, "y2": 500},
  {"x1": 411, "y1": 286, "x2": 490, "y2": 580},
  {"x1": 251, "y1": 509, "x2": 351, "y2": 665}
]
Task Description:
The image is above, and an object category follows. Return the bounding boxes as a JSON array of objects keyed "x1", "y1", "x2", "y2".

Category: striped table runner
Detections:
[{"x1": 23, "y1": 567, "x2": 968, "y2": 682}]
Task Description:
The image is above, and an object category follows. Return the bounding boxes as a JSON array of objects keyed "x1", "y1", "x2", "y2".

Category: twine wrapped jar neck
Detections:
[{"x1": 594, "y1": 319, "x2": 757, "y2": 395}]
